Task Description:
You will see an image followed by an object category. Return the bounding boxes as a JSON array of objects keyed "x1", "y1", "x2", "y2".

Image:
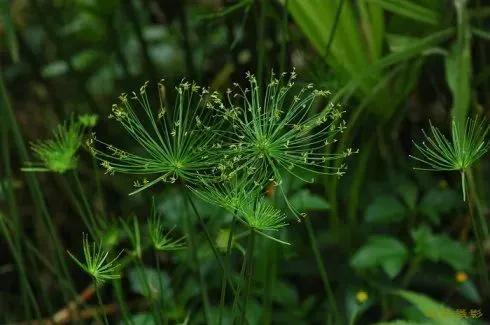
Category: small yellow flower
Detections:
[
  {"x1": 455, "y1": 271, "x2": 468, "y2": 283},
  {"x1": 356, "y1": 290, "x2": 368, "y2": 303}
]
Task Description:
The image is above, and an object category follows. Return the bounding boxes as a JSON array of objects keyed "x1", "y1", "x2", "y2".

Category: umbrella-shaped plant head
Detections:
[
  {"x1": 410, "y1": 117, "x2": 489, "y2": 201},
  {"x1": 88, "y1": 80, "x2": 225, "y2": 195},
  {"x1": 216, "y1": 71, "x2": 356, "y2": 217},
  {"x1": 190, "y1": 176, "x2": 288, "y2": 244},
  {"x1": 23, "y1": 118, "x2": 85, "y2": 174}
]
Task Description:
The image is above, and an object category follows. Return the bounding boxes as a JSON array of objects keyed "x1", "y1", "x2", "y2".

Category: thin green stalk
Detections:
[
  {"x1": 262, "y1": 238, "x2": 277, "y2": 325},
  {"x1": 0, "y1": 213, "x2": 41, "y2": 319},
  {"x1": 185, "y1": 190, "x2": 237, "y2": 295},
  {"x1": 134, "y1": 259, "x2": 162, "y2": 324},
  {"x1": 218, "y1": 214, "x2": 237, "y2": 325},
  {"x1": 177, "y1": 0, "x2": 196, "y2": 78},
  {"x1": 0, "y1": 72, "x2": 75, "y2": 303},
  {"x1": 239, "y1": 229, "x2": 256, "y2": 325},
  {"x1": 256, "y1": 0, "x2": 266, "y2": 87},
  {"x1": 91, "y1": 154, "x2": 106, "y2": 218},
  {"x1": 183, "y1": 200, "x2": 211, "y2": 324},
  {"x1": 401, "y1": 256, "x2": 423, "y2": 288},
  {"x1": 58, "y1": 175, "x2": 97, "y2": 238},
  {"x1": 73, "y1": 171, "x2": 101, "y2": 237},
  {"x1": 304, "y1": 217, "x2": 339, "y2": 323},
  {"x1": 1, "y1": 114, "x2": 39, "y2": 319},
  {"x1": 467, "y1": 169, "x2": 489, "y2": 237},
  {"x1": 95, "y1": 284, "x2": 109, "y2": 325},
  {"x1": 104, "y1": 13, "x2": 131, "y2": 80},
  {"x1": 122, "y1": 0, "x2": 157, "y2": 81},
  {"x1": 279, "y1": 0, "x2": 289, "y2": 73},
  {"x1": 113, "y1": 279, "x2": 134, "y2": 325},
  {"x1": 323, "y1": 0, "x2": 345, "y2": 60},
  {"x1": 466, "y1": 170, "x2": 490, "y2": 294},
  {"x1": 232, "y1": 243, "x2": 248, "y2": 322},
  {"x1": 155, "y1": 251, "x2": 168, "y2": 325},
  {"x1": 185, "y1": 190, "x2": 224, "y2": 267}
]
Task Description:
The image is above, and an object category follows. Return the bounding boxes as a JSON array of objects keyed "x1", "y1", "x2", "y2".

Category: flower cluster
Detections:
[
  {"x1": 93, "y1": 72, "x2": 354, "y2": 242},
  {"x1": 68, "y1": 234, "x2": 122, "y2": 285},
  {"x1": 88, "y1": 80, "x2": 225, "y2": 195},
  {"x1": 410, "y1": 117, "x2": 489, "y2": 200},
  {"x1": 23, "y1": 118, "x2": 86, "y2": 173}
]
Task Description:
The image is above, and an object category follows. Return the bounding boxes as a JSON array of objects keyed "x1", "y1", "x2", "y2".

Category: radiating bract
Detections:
[
  {"x1": 89, "y1": 80, "x2": 224, "y2": 195},
  {"x1": 410, "y1": 117, "x2": 489, "y2": 200},
  {"x1": 217, "y1": 71, "x2": 354, "y2": 185},
  {"x1": 23, "y1": 118, "x2": 84, "y2": 173}
]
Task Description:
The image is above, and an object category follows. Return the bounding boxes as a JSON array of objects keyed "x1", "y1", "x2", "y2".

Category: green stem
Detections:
[
  {"x1": 183, "y1": 200, "x2": 211, "y2": 324},
  {"x1": 155, "y1": 251, "x2": 168, "y2": 325},
  {"x1": 401, "y1": 256, "x2": 423, "y2": 288},
  {"x1": 177, "y1": 0, "x2": 195, "y2": 78},
  {"x1": 73, "y1": 170, "x2": 101, "y2": 236},
  {"x1": 218, "y1": 214, "x2": 237, "y2": 325},
  {"x1": 0, "y1": 112, "x2": 40, "y2": 319},
  {"x1": 59, "y1": 175, "x2": 96, "y2": 238},
  {"x1": 256, "y1": 0, "x2": 266, "y2": 87},
  {"x1": 0, "y1": 213, "x2": 41, "y2": 319},
  {"x1": 185, "y1": 189, "x2": 238, "y2": 295},
  {"x1": 262, "y1": 239, "x2": 277, "y2": 325},
  {"x1": 279, "y1": 0, "x2": 289, "y2": 73},
  {"x1": 304, "y1": 217, "x2": 339, "y2": 323},
  {"x1": 134, "y1": 259, "x2": 162, "y2": 324},
  {"x1": 466, "y1": 170, "x2": 490, "y2": 295},
  {"x1": 239, "y1": 229, "x2": 256, "y2": 325},
  {"x1": 461, "y1": 170, "x2": 467, "y2": 202},
  {"x1": 95, "y1": 283, "x2": 109, "y2": 325},
  {"x1": 122, "y1": 0, "x2": 157, "y2": 81},
  {"x1": 467, "y1": 169, "x2": 488, "y2": 237},
  {"x1": 113, "y1": 279, "x2": 134, "y2": 325},
  {"x1": 232, "y1": 241, "x2": 249, "y2": 321},
  {"x1": 0, "y1": 71, "x2": 75, "y2": 303}
]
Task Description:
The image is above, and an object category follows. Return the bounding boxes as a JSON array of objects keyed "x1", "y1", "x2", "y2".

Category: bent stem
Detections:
[
  {"x1": 218, "y1": 213, "x2": 237, "y2": 325},
  {"x1": 304, "y1": 217, "x2": 339, "y2": 323}
]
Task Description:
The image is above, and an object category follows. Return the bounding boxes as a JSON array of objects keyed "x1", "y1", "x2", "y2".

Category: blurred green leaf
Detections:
[
  {"x1": 412, "y1": 225, "x2": 472, "y2": 270},
  {"x1": 395, "y1": 290, "x2": 469, "y2": 325},
  {"x1": 271, "y1": 281, "x2": 299, "y2": 306},
  {"x1": 395, "y1": 179, "x2": 418, "y2": 211},
  {"x1": 42, "y1": 61, "x2": 69, "y2": 78},
  {"x1": 130, "y1": 313, "x2": 156, "y2": 325},
  {"x1": 128, "y1": 267, "x2": 172, "y2": 300},
  {"x1": 0, "y1": 0, "x2": 19, "y2": 62},
  {"x1": 419, "y1": 188, "x2": 460, "y2": 224},
  {"x1": 368, "y1": 0, "x2": 440, "y2": 25},
  {"x1": 377, "y1": 321, "x2": 431, "y2": 325},
  {"x1": 365, "y1": 195, "x2": 406, "y2": 224},
  {"x1": 446, "y1": 0, "x2": 471, "y2": 125},
  {"x1": 387, "y1": 34, "x2": 422, "y2": 53},
  {"x1": 351, "y1": 236, "x2": 408, "y2": 278},
  {"x1": 290, "y1": 189, "x2": 330, "y2": 211},
  {"x1": 457, "y1": 280, "x2": 481, "y2": 304}
]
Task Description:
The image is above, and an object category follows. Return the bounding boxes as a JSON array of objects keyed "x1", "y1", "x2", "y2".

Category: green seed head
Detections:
[{"x1": 23, "y1": 118, "x2": 84, "y2": 173}]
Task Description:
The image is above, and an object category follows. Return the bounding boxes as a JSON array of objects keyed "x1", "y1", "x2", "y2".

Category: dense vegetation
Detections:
[{"x1": 1, "y1": 0, "x2": 490, "y2": 324}]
